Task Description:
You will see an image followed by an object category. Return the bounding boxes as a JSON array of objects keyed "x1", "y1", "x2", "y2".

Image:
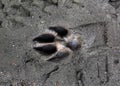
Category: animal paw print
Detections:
[{"x1": 33, "y1": 26, "x2": 82, "y2": 61}]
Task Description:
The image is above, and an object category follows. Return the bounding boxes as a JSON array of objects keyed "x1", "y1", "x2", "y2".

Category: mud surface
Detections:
[{"x1": 0, "y1": 0, "x2": 120, "y2": 86}]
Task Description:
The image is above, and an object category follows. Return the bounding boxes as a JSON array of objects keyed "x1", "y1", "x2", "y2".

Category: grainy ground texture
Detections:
[{"x1": 0, "y1": 0, "x2": 120, "y2": 86}]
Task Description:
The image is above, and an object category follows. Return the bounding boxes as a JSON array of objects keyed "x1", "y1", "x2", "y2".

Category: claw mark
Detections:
[
  {"x1": 103, "y1": 24, "x2": 108, "y2": 45},
  {"x1": 76, "y1": 22, "x2": 106, "y2": 28},
  {"x1": 20, "y1": 0, "x2": 33, "y2": 3},
  {"x1": 42, "y1": 66, "x2": 59, "y2": 86},
  {"x1": 43, "y1": 0, "x2": 58, "y2": 6},
  {"x1": 0, "y1": 21, "x2": 2, "y2": 28},
  {"x1": 105, "y1": 56, "x2": 109, "y2": 83},
  {"x1": 76, "y1": 70, "x2": 85, "y2": 86},
  {"x1": 76, "y1": 71, "x2": 79, "y2": 86},
  {"x1": 0, "y1": 0, "x2": 4, "y2": 9},
  {"x1": 45, "y1": 66, "x2": 59, "y2": 78},
  {"x1": 97, "y1": 63, "x2": 100, "y2": 78}
]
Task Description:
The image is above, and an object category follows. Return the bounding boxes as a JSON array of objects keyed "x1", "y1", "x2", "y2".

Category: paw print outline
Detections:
[{"x1": 33, "y1": 26, "x2": 82, "y2": 61}]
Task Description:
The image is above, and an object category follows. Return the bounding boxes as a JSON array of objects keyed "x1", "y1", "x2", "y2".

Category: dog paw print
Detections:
[{"x1": 33, "y1": 26, "x2": 82, "y2": 61}]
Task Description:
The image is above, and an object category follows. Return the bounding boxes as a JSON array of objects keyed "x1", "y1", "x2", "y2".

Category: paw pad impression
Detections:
[{"x1": 33, "y1": 26, "x2": 82, "y2": 61}]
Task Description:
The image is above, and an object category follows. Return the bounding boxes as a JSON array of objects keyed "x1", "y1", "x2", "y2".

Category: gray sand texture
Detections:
[{"x1": 0, "y1": 0, "x2": 120, "y2": 86}]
